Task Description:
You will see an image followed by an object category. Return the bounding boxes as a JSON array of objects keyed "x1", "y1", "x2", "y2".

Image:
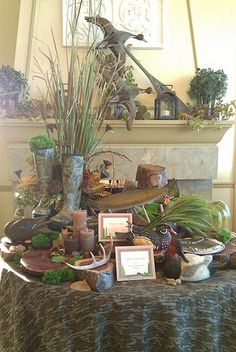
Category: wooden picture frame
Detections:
[
  {"x1": 98, "y1": 213, "x2": 132, "y2": 242},
  {"x1": 115, "y1": 245, "x2": 156, "y2": 281}
]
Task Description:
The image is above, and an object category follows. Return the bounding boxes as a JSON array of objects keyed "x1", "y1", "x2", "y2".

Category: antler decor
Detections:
[{"x1": 66, "y1": 237, "x2": 113, "y2": 271}]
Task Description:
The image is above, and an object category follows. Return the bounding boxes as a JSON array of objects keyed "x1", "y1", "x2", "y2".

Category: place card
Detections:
[
  {"x1": 115, "y1": 245, "x2": 156, "y2": 281},
  {"x1": 98, "y1": 213, "x2": 132, "y2": 242}
]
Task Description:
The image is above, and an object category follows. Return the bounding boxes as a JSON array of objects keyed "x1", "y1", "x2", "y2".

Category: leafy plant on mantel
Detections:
[
  {"x1": 180, "y1": 100, "x2": 235, "y2": 132},
  {"x1": 179, "y1": 67, "x2": 235, "y2": 131}
]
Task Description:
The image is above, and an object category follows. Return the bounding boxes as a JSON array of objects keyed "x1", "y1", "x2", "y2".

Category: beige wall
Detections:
[
  {"x1": 0, "y1": 0, "x2": 236, "y2": 231},
  {"x1": 0, "y1": 0, "x2": 21, "y2": 66}
]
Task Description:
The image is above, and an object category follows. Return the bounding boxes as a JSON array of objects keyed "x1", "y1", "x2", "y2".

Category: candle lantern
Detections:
[{"x1": 154, "y1": 85, "x2": 178, "y2": 120}]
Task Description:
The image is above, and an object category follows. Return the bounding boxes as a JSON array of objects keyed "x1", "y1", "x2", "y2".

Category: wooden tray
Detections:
[{"x1": 20, "y1": 250, "x2": 70, "y2": 277}]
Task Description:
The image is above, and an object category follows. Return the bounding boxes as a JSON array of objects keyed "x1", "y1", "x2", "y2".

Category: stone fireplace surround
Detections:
[{"x1": 0, "y1": 119, "x2": 233, "y2": 201}]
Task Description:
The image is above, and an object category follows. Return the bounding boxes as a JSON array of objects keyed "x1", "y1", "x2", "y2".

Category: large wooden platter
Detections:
[{"x1": 20, "y1": 250, "x2": 69, "y2": 277}]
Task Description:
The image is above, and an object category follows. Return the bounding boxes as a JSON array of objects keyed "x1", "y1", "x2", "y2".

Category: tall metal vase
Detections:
[
  {"x1": 32, "y1": 148, "x2": 54, "y2": 217},
  {"x1": 51, "y1": 154, "x2": 84, "y2": 224}
]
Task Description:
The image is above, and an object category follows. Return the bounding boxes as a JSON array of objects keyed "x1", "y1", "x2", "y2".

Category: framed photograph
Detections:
[
  {"x1": 98, "y1": 213, "x2": 132, "y2": 242},
  {"x1": 62, "y1": 0, "x2": 163, "y2": 48},
  {"x1": 115, "y1": 245, "x2": 156, "y2": 281}
]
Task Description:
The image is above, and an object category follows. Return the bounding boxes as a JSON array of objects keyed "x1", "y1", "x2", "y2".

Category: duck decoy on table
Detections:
[
  {"x1": 129, "y1": 222, "x2": 189, "y2": 279},
  {"x1": 161, "y1": 228, "x2": 189, "y2": 279},
  {"x1": 3, "y1": 218, "x2": 66, "y2": 243}
]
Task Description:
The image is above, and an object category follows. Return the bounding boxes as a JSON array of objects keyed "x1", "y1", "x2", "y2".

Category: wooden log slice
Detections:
[
  {"x1": 20, "y1": 250, "x2": 69, "y2": 277},
  {"x1": 213, "y1": 239, "x2": 236, "y2": 269},
  {"x1": 136, "y1": 164, "x2": 168, "y2": 189},
  {"x1": 76, "y1": 261, "x2": 114, "y2": 292}
]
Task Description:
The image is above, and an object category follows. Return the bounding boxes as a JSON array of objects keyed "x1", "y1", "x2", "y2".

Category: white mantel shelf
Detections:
[{"x1": 0, "y1": 119, "x2": 234, "y2": 145}]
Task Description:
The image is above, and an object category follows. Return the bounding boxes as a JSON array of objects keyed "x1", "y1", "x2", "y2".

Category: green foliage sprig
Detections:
[
  {"x1": 15, "y1": 187, "x2": 38, "y2": 209},
  {"x1": 28, "y1": 134, "x2": 54, "y2": 153},
  {"x1": 180, "y1": 100, "x2": 235, "y2": 132}
]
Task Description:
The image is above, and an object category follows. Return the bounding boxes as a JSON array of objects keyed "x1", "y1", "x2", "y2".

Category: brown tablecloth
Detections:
[{"x1": 1, "y1": 261, "x2": 236, "y2": 352}]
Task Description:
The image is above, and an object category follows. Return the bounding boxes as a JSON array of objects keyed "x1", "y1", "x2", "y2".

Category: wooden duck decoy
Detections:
[{"x1": 4, "y1": 217, "x2": 51, "y2": 242}]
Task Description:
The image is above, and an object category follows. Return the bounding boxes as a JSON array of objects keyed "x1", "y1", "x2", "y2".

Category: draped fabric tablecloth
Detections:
[{"x1": 1, "y1": 261, "x2": 236, "y2": 352}]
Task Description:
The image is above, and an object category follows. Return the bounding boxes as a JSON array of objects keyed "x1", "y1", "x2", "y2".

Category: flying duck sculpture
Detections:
[
  {"x1": 86, "y1": 15, "x2": 190, "y2": 114},
  {"x1": 85, "y1": 16, "x2": 146, "y2": 77}
]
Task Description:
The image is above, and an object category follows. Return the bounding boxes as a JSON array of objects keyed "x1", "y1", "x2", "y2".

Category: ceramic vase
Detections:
[
  {"x1": 32, "y1": 148, "x2": 54, "y2": 218},
  {"x1": 51, "y1": 154, "x2": 84, "y2": 224}
]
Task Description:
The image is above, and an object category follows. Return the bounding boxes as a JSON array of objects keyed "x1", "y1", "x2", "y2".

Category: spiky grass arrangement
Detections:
[
  {"x1": 150, "y1": 194, "x2": 230, "y2": 237},
  {"x1": 35, "y1": 0, "x2": 117, "y2": 159}
]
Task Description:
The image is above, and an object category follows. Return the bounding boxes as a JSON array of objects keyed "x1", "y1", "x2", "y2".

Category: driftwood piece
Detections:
[
  {"x1": 136, "y1": 164, "x2": 168, "y2": 189},
  {"x1": 76, "y1": 261, "x2": 114, "y2": 292}
]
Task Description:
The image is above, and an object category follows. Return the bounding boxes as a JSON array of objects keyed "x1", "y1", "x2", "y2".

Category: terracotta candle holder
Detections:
[
  {"x1": 79, "y1": 228, "x2": 95, "y2": 253},
  {"x1": 73, "y1": 209, "x2": 87, "y2": 240},
  {"x1": 64, "y1": 236, "x2": 79, "y2": 255}
]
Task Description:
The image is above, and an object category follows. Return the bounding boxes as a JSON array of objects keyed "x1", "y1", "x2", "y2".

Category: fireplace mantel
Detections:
[
  {"x1": 0, "y1": 118, "x2": 234, "y2": 201},
  {"x1": 0, "y1": 119, "x2": 234, "y2": 145}
]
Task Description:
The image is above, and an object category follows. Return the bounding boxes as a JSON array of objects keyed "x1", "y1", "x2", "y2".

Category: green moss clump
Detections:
[
  {"x1": 31, "y1": 233, "x2": 50, "y2": 248},
  {"x1": 48, "y1": 231, "x2": 60, "y2": 243},
  {"x1": 216, "y1": 228, "x2": 232, "y2": 244},
  {"x1": 28, "y1": 134, "x2": 54, "y2": 153},
  {"x1": 60, "y1": 267, "x2": 77, "y2": 282},
  {"x1": 42, "y1": 267, "x2": 77, "y2": 285},
  {"x1": 42, "y1": 269, "x2": 62, "y2": 285}
]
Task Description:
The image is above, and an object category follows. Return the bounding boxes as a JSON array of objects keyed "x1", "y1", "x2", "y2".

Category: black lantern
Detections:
[{"x1": 154, "y1": 85, "x2": 178, "y2": 120}]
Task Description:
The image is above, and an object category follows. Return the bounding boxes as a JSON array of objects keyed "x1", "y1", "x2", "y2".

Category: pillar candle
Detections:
[
  {"x1": 79, "y1": 228, "x2": 94, "y2": 253},
  {"x1": 64, "y1": 236, "x2": 79, "y2": 255},
  {"x1": 73, "y1": 209, "x2": 87, "y2": 239}
]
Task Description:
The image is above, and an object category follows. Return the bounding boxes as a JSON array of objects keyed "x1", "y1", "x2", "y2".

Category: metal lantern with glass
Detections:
[{"x1": 154, "y1": 85, "x2": 178, "y2": 120}]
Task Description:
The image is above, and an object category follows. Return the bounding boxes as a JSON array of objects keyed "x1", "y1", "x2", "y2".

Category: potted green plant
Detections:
[
  {"x1": 0, "y1": 65, "x2": 29, "y2": 113},
  {"x1": 188, "y1": 68, "x2": 228, "y2": 108},
  {"x1": 180, "y1": 67, "x2": 235, "y2": 131},
  {"x1": 35, "y1": 1, "x2": 118, "y2": 224},
  {"x1": 28, "y1": 134, "x2": 54, "y2": 153}
]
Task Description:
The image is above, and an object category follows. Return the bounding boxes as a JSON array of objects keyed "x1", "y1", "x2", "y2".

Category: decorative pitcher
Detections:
[
  {"x1": 51, "y1": 154, "x2": 84, "y2": 224},
  {"x1": 32, "y1": 148, "x2": 54, "y2": 217}
]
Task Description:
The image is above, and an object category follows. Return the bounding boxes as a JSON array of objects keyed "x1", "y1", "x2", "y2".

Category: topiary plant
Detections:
[
  {"x1": 28, "y1": 134, "x2": 54, "y2": 153},
  {"x1": 188, "y1": 68, "x2": 228, "y2": 107}
]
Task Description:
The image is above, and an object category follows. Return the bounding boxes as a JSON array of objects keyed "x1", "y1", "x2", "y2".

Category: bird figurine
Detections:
[
  {"x1": 85, "y1": 16, "x2": 146, "y2": 49},
  {"x1": 3, "y1": 217, "x2": 64, "y2": 243},
  {"x1": 109, "y1": 81, "x2": 152, "y2": 130},
  {"x1": 85, "y1": 16, "x2": 146, "y2": 77},
  {"x1": 129, "y1": 222, "x2": 173, "y2": 249},
  {"x1": 162, "y1": 231, "x2": 189, "y2": 279}
]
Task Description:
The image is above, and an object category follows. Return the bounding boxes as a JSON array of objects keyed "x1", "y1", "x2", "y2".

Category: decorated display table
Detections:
[{"x1": 1, "y1": 260, "x2": 236, "y2": 352}]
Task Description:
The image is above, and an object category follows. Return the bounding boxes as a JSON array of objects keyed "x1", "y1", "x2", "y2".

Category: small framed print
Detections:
[
  {"x1": 98, "y1": 213, "x2": 132, "y2": 242},
  {"x1": 115, "y1": 245, "x2": 156, "y2": 281}
]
